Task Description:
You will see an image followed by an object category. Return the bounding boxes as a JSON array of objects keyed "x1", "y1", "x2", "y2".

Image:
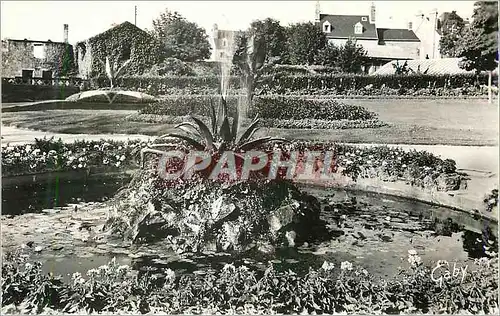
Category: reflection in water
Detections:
[{"x1": 2, "y1": 172, "x2": 132, "y2": 215}]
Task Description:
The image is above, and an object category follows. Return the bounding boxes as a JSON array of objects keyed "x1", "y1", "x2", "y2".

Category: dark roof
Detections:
[
  {"x1": 377, "y1": 28, "x2": 420, "y2": 42},
  {"x1": 3, "y1": 39, "x2": 67, "y2": 45},
  {"x1": 318, "y1": 14, "x2": 378, "y2": 40}
]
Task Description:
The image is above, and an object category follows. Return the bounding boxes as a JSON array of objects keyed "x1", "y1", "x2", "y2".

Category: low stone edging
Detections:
[{"x1": 297, "y1": 173, "x2": 498, "y2": 224}]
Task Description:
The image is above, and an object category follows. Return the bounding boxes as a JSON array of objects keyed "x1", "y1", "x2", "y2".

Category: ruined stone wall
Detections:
[{"x1": 1, "y1": 40, "x2": 76, "y2": 78}]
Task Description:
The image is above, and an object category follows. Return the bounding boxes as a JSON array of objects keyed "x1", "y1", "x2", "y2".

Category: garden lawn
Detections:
[{"x1": 1, "y1": 98, "x2": 497, "y2": 146}]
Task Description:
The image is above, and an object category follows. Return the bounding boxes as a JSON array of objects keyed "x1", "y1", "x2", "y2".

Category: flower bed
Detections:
[
  {"x1": 1, "y1": 250, "x2": 497, "y2": 314},
  {"x1": 126, "y1": 113, "x2": 386, "y2": 130},
  {"x1": 138, "y1": 96, "x2": 383, "y2": 128},
  {"x1": 1, "y1": 137, "x2": 147, "y2": 177},
  {"x1": 250, "y1": 97, "x2": 378, "y2": 121},
  {"x1": 2, "y1": 139, "x2": 466, "y2": 192}
]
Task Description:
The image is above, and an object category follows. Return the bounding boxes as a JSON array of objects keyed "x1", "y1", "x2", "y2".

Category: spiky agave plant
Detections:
[
  {"x1": 140, "y1": 96, "x2": 287, "y2": 178},
  {"x1": 105, "y1": 56, "x2": 131, "y2": 89}
]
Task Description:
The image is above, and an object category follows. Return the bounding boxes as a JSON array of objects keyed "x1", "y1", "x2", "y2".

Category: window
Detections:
[
  {"x1": 354, "y1": 22, "x2": 363, "y2": 34},
  {"x1": 323, "y1": 21, "x2": 331, "y2": 33},
  {"x1": 33, "y1": 44, "x2": 45, "y2": 59},
  {"x1": 361, "y1": 17, "x2": 367, "y2": 21},
  {"x1": 222, "y1": 38, "x2": 228, "y2": 47},
  {"x1": 220, "y1": 52, "x2": 224, "y2": 58}
]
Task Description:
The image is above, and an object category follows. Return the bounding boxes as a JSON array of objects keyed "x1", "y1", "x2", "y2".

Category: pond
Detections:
[{"x1": 1, "y1": 172, "x2": 497, "y2": 282}]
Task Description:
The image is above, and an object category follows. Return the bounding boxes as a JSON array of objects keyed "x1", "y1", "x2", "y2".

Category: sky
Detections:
[{"x1": 1, "y1": 1, "x2": 476, "y2": 45}]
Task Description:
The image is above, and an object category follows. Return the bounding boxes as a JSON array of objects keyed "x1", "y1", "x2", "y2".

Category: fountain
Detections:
[{"x1": 105, "y1": 34, "x2": 332, "y2": 253}]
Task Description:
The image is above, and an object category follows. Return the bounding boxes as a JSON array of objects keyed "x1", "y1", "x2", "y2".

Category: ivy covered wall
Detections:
[{"x1": 75, "y1": 21, "x2": 164, "y2": 78}]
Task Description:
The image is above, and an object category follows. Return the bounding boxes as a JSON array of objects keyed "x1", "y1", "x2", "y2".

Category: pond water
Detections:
[
  {"x1": 1, "y1": 173, "x2": 497, "y2": 282},
  {"x1": 2, "y1": 172, "x2": 132, "y2": 215}
]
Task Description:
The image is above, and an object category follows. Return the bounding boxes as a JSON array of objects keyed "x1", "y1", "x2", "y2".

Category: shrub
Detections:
[{"x1": 146, "y1": 58, "x2": 195, "y2": 76}]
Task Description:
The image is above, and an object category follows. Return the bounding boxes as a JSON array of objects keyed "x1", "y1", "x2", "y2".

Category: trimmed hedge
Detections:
[{"x1": 83, "y1": 73, "x2": 497, "y2": 97}]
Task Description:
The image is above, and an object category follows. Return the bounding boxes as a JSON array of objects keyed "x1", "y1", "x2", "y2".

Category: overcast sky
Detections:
[{"x1": 1, "y1": 1, "x2": 476, "y2": 44}]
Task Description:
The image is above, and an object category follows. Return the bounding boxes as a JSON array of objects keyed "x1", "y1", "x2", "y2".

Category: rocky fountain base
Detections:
[{"x1": 105, "y1": 160, "x2": 330, "y2": 254}]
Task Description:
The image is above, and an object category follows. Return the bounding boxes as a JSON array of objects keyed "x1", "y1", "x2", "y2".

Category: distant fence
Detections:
[{"x1": 1, "y1": 77, "x2": 82, "y2": 102}]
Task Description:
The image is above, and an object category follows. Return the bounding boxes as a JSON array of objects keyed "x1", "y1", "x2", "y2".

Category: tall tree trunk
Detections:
[{"x1": 488, "y1": 70, "x2": 492, "y2": 104}]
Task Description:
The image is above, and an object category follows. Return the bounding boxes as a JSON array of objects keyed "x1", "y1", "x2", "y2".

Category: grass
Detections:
[{"x1": 1, "y1": 98, "x2": 498, "y2": 146}]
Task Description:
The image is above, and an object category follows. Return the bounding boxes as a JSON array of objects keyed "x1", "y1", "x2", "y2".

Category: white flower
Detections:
[
  {"x1": 115, "y1": 161, "x2": 121, "y2": 167},
  {"x1": 6, "y1": 146, "x2": 14, "y2": 151},
  {"x1": 32, "y1": 149, "x2": 40, "y2": 155},
  {"x1": 78, "y1": 164, "x2": 83, "y2": 168},
  {"x1": 103, "y1": 158, "x2": 109, "y2": 165},
  {"x1": 361, "y1": 269, "x2": 368, "y2": 276},
  {"x1": 118, "y1": 146, "x2": 122, "y2": 150},
  {"x1": 382, "y1": 161, "x2": 388, "y2": 166},
  {"x1": 222, "y1": 263, "x2": 236, "y2": 272},
  {"x1": 165, "y1": 268, "x2": 176, "y2": 283},
  {"x1": 340, "y1": 261, "x2": 353, "y2": 271},
  {"x1": 25, "y1": 145, "x2": 32, "y2": 153},
  {"x1": 14, "y1": 152, "x2": 20, "y2": 157},
  {"x1": 402, "y1": 164, "x2": 407, "y2": 168},
  {"x1": 408, "y1": 249, "x2": 418, "y2": 256},
  {"x1": 321, "y1": 261, "x2": 335, "y2": 271},
  {"x1": 120, "y1": 155, "x2": 126, "y2": 161},
  {"x1": 94, "y1": 145, "x2": 100, "y2": 149},
  {"x1": 369, "y1": 155, "x2": 374, "y2": 159},
  {"x1": 366, "y1": 160, "x2": 372, "y2": 164}
]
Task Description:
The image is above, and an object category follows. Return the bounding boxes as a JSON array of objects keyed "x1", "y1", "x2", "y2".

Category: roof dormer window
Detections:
[
  {"x1": 323, "y1": 21, "x2": 331, "y2": 33},
  {"x1": 354, "y1": 22, "x2": 363, "y2": 34},
  {"x1": 361, "y1": 17, "x2": 367, "y2": 21}
]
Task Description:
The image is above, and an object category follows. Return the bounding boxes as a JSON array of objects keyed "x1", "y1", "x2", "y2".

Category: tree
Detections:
[
  {"x1": 455, "y1": 1, "x2": 498, "y2": 102},
  {"x1": 439, "y1": 11, "x2": 466, "y2": 57},
  {"x1": 249, "y1": 18, "x2": 288, "y2": 63},
  {"x1": 232, "y1": 19, "x2": 287, "y2": 115},
  {"x1": 337, "y1": 38, "x2": 368, "y2": 73},
  {"x1": 314, "y1": 43, "x2": 341, "y2": 68},
  {"x1": 151, "y1": 9, "x2": 211, "y2": 62},
  {"x1": 285, "y1": 22, "x2": 327, "y2": 65}
]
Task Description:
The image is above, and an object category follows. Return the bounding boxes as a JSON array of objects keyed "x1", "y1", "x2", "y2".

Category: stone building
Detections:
[
  {"x1": 315, "y1": 2, "x2": 421, "y2": 73},
  {"x1": 1, "y1": 24, "x2": 75, "y2": 79},
  {"x1": 210, "y1": 24, "x2": 243, "y2": 62}
]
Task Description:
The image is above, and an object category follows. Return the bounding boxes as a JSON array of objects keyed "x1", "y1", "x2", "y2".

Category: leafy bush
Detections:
[
  {"x1": 251, "y1": 97, "x2": 378, "y2": 121},
  {"x1": 2, "y1": 250, "x2": 498, "y2": 314},
  {"x1": 484, "y1": 189, "x2": 498, "y2": 212},
  {"x1": 146, "y1": 58, "x2": 195, "y2": 76}
]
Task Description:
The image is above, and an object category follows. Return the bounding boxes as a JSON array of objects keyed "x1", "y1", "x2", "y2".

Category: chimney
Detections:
[
  {"x1": 408, "y1": 21, "x2": 413, "y2": 30},
  {"x1": 369, "y1": 2, "x2": 376, "y2": 24},
  {"x1": 315, "y1": 0, "x2": 321, "y2": 23},
  {"x1": 63, "y1": 24, "x2": 68, "y2": 43}
]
